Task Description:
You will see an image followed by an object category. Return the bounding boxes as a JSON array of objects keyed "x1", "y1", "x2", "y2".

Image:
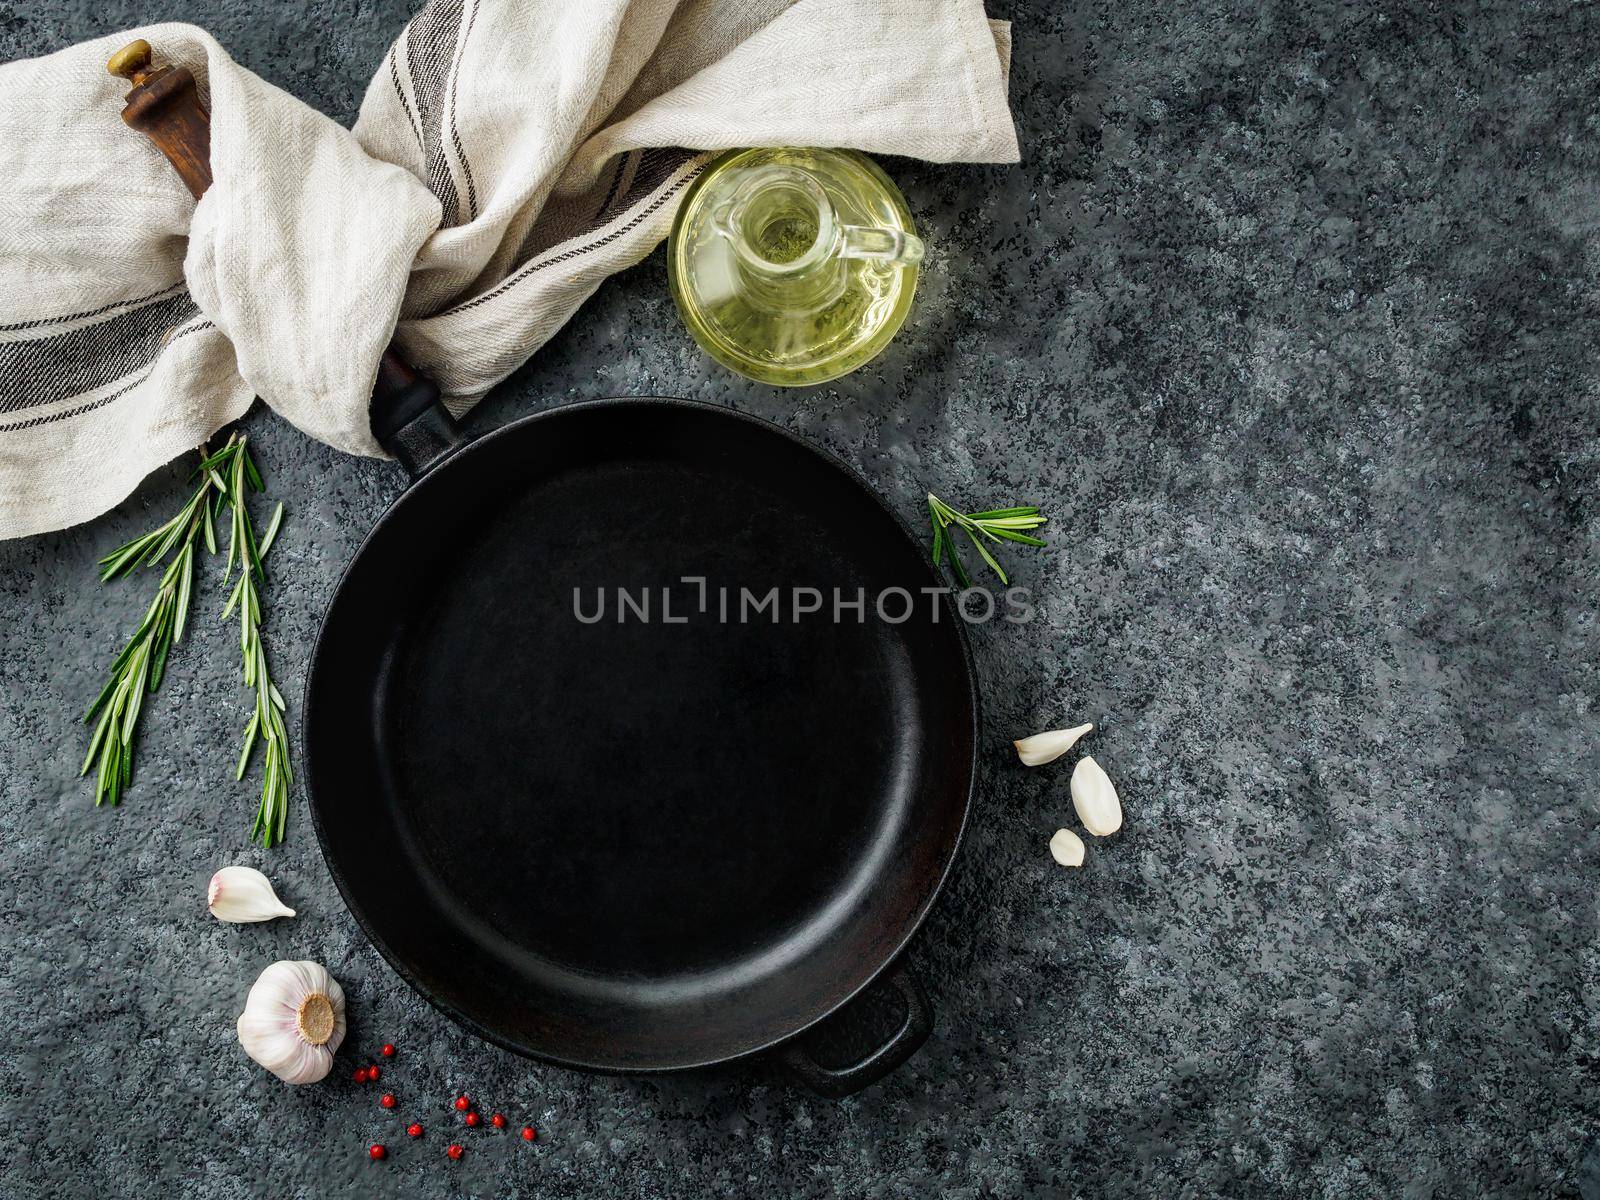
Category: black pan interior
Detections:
[{"x1": 306, "y1": 400, "x2": 975, "y2": 1071}]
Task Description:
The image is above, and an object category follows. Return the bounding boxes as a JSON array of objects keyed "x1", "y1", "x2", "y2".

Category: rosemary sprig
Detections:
[
  {"x1": 926, "y1": 492, "x2": 1049, "y2": 587},
  {"x1": 81, "y1": 432, "x2": 291, "y2": 846},
  {"x1": 217, "y1": 440, "x2": 291, "y2": 848},
  {"x1": 80, "y1": 442, "x2": 237, "y2": 805}
]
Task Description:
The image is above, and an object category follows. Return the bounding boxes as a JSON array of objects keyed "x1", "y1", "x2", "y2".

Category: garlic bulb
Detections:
[
  {"x1": 1049, "y1": 828, "x2": 1085, "y2": 867},
  {"x1": 1014, "y1": 723, "x2": 1093, "y2": 766},
  {"x1": 237, "y1": 960, "x2": 346, "y2": 1084},
  {"x1": 1071, "y1": 755, "x2": 1122, "y2": 836},
  {"x1": 208, "y1": 866, "x2": 296, "y2": 923}
]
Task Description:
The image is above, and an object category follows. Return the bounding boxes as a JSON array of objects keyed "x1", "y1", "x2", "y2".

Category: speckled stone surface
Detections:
[{"x1": 3, "y1": 1, "x2": 1599, "y2": 1196}]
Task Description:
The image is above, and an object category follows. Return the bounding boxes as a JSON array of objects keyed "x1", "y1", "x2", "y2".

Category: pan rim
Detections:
[{"x1": 303, "y1": 395, "x2": 980, "y2": 1076}]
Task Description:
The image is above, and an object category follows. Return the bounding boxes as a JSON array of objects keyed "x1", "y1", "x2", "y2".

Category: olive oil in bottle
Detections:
[{"x1": 667, "y1": 148, "x2": 923, "y2": 387}]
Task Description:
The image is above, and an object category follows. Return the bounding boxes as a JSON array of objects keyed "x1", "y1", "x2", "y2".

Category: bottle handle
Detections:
[{"x1": 837, "y1": 225, "x2": 925, "y2": 267}]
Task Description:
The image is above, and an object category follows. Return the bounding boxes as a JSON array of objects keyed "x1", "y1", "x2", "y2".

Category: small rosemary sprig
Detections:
[
  {"x1": 214, "y1": 440, "x2": 290, "y2": 848},
  {"x1": 926, "y1": 492, "x2": 1049, "y2": 587}
]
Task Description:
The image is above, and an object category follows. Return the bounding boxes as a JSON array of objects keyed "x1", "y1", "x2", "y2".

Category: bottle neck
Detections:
[{"x1": 712, "y1": 166, "x2": 848, "y2": 315}]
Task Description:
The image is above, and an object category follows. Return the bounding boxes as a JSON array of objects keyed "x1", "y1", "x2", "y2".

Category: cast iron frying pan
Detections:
[{"x1": 304, "y1": 397, "x2": 977, "y2": 1094}]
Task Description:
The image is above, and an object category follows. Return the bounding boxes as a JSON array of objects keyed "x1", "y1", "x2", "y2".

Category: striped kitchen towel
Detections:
[{"x1": 0, "y1": 0, "x2": 1017, "y2": 539}]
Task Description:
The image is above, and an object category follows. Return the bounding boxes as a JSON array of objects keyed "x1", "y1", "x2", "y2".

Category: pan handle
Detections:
[
  {"x1": 371, "y1": 350, "x2": 463, "y2": 479},
  {"x1": 105, "y1": 42, "x2": 461, "y2": 483},
  {"x1": 778, "y1": 963, "x2": 932, "y2": 1098}
]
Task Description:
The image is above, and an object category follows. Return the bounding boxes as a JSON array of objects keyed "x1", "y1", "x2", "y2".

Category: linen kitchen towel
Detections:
[{"x1": 0, "y1": 0, "x2": 1018, "y2": 540}]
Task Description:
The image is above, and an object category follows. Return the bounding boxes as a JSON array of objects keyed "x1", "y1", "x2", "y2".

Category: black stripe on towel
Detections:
[
  {"x1": 0, "y1": 281, "x2": 187, "y2": 336},
  {"x1": 0, "y1": 321, "x2": 214, "y2": 433},
  {"x1": 405, "y1": 0, "x2": 466, "y2": 226},
  {"x1": 0, "y1": 293, "x2": 201, "y2": 414},
  {"x1": 441, "y1": 162, "x2": 705, "y2": 318},
  {"x1": 388, "y1": 46, "x2": 424, "y2": 152},
  {"x1": 450, "y1": 0, "x2": 482, "y2": 221},
  {"x1": 621, "y1": 149, "x2": 698, "y2": 210}
]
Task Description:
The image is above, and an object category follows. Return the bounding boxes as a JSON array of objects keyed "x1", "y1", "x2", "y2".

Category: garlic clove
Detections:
[
  {"x1": 1071, "y1": 755, "x2": 1122, "y2": 836},
  {"x1": 1049, "y1": 828, "x2": 1085, "y2": 867},
  {"x1": 1014, "y1": 722, "x2": 1093, "y2": 767},
  {"x1": 237, "y1": 960, "x2": 346, "y2": 1084},
  {"x1": 208, "y1": 866, "x2": 296, "y2": 923}
]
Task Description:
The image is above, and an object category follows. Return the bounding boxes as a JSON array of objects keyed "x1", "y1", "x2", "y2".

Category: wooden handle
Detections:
[
  {"x1": 109, "y1": 39, "x2": 212, "y2": 199},
  {"x1": 105, "y1": 40, "x2": 456, "y2": 459}
]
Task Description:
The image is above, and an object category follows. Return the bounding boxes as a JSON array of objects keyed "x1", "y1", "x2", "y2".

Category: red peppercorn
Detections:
[
  {"x1": 368, "y1": 1145, "x2": 386, "y2": 1161},
  {"x1": 367, "y1": 1065, "x2": 381, "y2": 1082},
  {"x1": 464, "y1": 1111, "x2": 481, "y2": 1127},
  {"x1": 446, "y1": 1144, "x2": 464, "y2": 1160},
  {"x1": 521, "y1": 1126, "x2": 536, "y2": 1142},
  {"x1": 353, "y1": 1067, "x2": 368, "y2": 1083},
  {"x1": 454, "y1": 1095, "x2": 470, "y2": 1111},
  {"x1": 380, "y1": 1094, "x2": 397, "y2": 1109},
  {"x1": 491, "y1": 1114, "x2": 506, "y2": 1129},
  {"x1": 381, "y1": 1043, "x2": 396, "y2": 1057},
  {"x1": 407, "y1": 1123, "x2": 423, "y2": 1139}
]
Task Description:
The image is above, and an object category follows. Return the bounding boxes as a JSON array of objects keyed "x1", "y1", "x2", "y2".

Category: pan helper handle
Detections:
[{"x1": 778, "y1": 961, "x2": 932, "y2": 1098}]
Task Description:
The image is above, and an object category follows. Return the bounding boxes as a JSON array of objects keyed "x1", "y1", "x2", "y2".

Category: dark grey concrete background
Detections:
[{"x1": 2, "y1": 1, "x2": 1598, "y2": 1196}]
